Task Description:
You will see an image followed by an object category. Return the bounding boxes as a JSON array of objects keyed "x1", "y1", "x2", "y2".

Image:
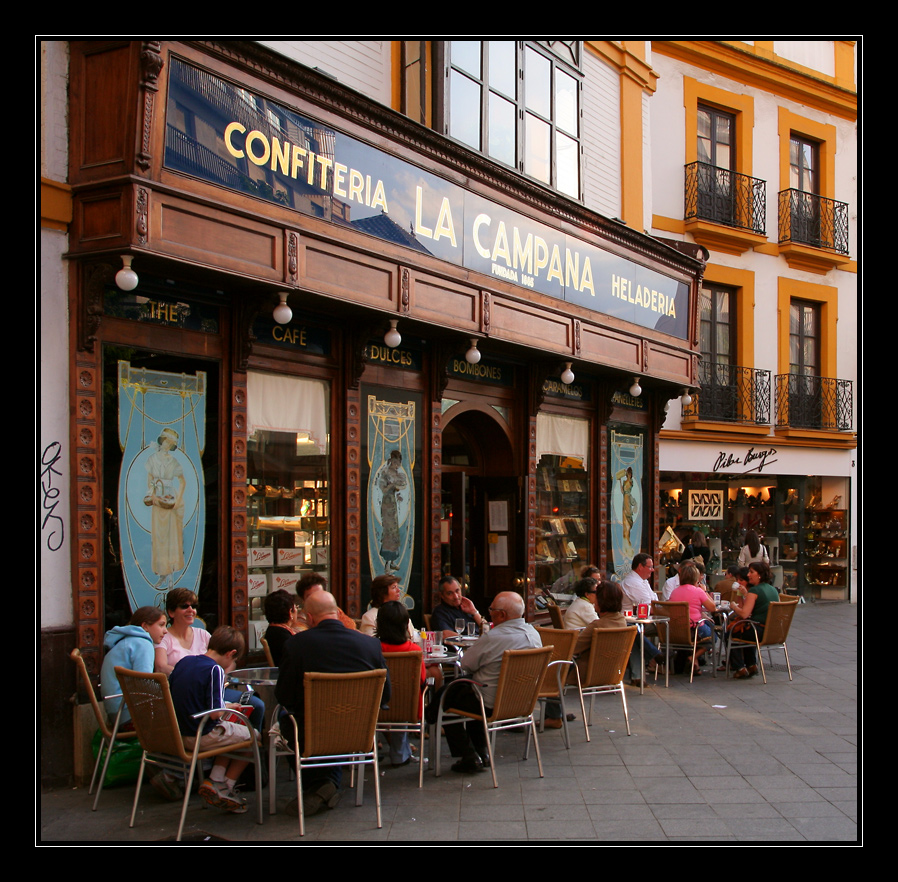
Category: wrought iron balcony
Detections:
[
  {"x1": 685, "y1": 162, "x2": 766, "y2": 235},
  {"x1": 775, "y1": 374, "x2": 853, "y2": 431},
  {"x1": 683, "y1": 363, "x2": 770, "y2": 424},
  {"x1": 778, "y1": 189, "x2": 849, "y2": 254}
]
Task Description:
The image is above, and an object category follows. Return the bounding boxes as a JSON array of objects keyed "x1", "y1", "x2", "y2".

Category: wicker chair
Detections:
[
  {"x1": 115, "y1": 667, "x2": 263, "y2": 842},
  {"x1": 652, "y1": 600, "x2": 714, "y2": 683},
  {"x1": 726, "y1": 599, "x2": 799, "y2": 684},
  {"x1": 431, "y1": 646, "x2": 552, "y2": 788},
  {"x1": 260, "y1": 637, "x2": 275, "y2": 668},
  {"x1": 376, "y1": 650, "x2": 427, "y2": 788},
  {"x1": 69, "y1": 648, "x2": 141, "y2": 811},
  {"x1": 579, "y1": 627, "x2": 637, "y2": 735},
  {"x1": 535, "y1": 627, "x2": 589, "y2": 747},
  {"x1": 547, "y1": 604, "x2": 565, "y2": 630},
  {"x1": 278, "y1": 668, "x2": 387, "y2": 836}
]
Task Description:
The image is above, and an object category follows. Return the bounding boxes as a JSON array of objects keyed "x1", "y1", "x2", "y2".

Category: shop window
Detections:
[
  {"x1": 534, "y1": 414, "x2": 589, "y2": 591},
  {"x1": 245, "y1": 373, "x2": 331, "y2": 643},
  {"x1": 438, "y1": 41, "x2": 583, "y2": 199}
]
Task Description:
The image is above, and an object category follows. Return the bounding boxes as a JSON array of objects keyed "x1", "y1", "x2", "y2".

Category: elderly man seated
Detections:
[
  {"x1": 430, "y1": 575, "x2": 485, "y2": 639},
  {"x1": 427, "y1": 591, "x2": 540, "y2": 773}
]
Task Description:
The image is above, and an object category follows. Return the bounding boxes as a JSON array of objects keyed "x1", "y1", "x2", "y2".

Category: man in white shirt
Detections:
[{"x1": 621, "y1": 553, "x2": 656, "y2": 612}]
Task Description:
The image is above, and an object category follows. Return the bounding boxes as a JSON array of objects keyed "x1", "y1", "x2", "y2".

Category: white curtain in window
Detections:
[
  {"x1": 536, "y1": 413, "x2": 589, "y2": 469},
  {"x1": 247, "y1": 372, "x2": 328, "y2": 454}
]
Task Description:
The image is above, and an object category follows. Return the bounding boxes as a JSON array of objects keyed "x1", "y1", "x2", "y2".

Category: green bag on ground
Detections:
[{"x1": 91, "y1": 727, "x2": 143, "y2": 787}]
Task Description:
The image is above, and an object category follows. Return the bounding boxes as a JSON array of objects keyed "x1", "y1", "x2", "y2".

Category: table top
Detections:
[{"x1": 229, "y1": 666, "x2": 278, "y2": 686}]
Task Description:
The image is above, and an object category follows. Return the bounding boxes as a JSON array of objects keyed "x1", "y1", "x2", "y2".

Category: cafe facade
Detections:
[{"x1": 42, "y1": 40, "x2": 705, "y2": 781}]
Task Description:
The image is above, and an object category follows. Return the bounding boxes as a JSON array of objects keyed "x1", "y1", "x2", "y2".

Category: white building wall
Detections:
[
  {"x1": 258, "y1": 40, "x2": 392, "y2": 106},
  {"x1": 581, "y1": 47, "x2": 621, "y2": 219},
  {"x1": 40, "y1": 40, "x2": 72, "y2": 629},
  {"x1": 648, "y1": 43, "x2": 857, "y2": 601}
]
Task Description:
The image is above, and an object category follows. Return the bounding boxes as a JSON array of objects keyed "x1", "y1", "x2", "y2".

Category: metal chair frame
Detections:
[
  {"x1": 376, "y1": 650, "x2": 427, "y2": 788},
  {"x1": 431, "y1": 646, "x2": 552, "y2": 788},
  {"x1": 725, "y1": 599, "x2": 799, "y2": 684},
  {"x1": 535, "y1": 627, "x2": 589, "y2": 747},
  {"x1": 579, "y1": 627, "x2": 637, "y2": 735},
  {"x1": 115, "y1": 666, "x2": 263, "y2": 842}
]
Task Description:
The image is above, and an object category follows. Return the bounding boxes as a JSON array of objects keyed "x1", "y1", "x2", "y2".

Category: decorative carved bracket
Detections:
[
  {"x1": 136, "y1": 42, "x2": 164, "y2": 174},
  {"x1": 78, "y1": 262, "x2": 115, "y2": 353}
]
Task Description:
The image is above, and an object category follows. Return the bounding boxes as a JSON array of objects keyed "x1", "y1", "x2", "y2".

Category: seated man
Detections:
[
  {"x1": 275, "y1": 591, "x2": 390, "y2": 817},
  {"x1": 430, "y1": 575, "x2": 485, "y2": 639},
  {"x1": 427, "y1": 591, "x2": 540, "y2": 773},
  {"x1": 169, "y1": 625, "x2": 261, "y2": 813},
  {"x1": 295, "y1": 572, "x2": 356, "y2": 630}
]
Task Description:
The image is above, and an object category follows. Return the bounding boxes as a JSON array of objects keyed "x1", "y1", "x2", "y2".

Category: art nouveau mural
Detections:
[{"x1": 117, "y1": 361, "x2": 207, "y2": 610}]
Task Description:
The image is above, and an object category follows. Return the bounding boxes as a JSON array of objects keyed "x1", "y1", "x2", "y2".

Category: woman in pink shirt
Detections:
[{"x1": 669, "y1": 563, "x2": 716, "y2": 675}]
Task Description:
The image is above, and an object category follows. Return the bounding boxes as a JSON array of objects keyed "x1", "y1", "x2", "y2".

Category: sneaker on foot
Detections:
[{"x1": 198, "y1": 779, "x2": 228, "y2": 809}]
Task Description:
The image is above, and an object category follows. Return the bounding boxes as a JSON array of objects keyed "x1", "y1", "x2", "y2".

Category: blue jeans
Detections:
[{"x1": 224, "y1": 688, "x2": 264, "y2": 732}]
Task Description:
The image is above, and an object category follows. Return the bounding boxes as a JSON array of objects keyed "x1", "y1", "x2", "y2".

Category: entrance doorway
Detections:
[{"x1": 440, "y1": 407, "x2": 521, "y2": 612}]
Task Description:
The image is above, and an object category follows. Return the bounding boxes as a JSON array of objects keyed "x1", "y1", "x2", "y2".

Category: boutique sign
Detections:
[{"x1": 165, "y1": 57, "x2": 689, "y2": 339}]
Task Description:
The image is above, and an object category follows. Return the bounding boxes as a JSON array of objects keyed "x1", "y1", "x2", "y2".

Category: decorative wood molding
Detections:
[
  {"x1": 400, "y1": 267, "x2": 410, "y2": 313},
  {"x1": 137, "y1": 42, "x2": 164, "y2": 173},
  {"x1": 136, "y1": 186, "x2": 149, "y2": 245},
  {"x1": 286, "y1": 231, "x2": 299, "y2": 283},
  {"x1": 345, "y1": 389, "x2": 362, "y2": 617},
  {"x1": 78, "y1": 262, "x2": 114, "y2": 353},
  {"x1": 230, "y1": 373, "x2": 248, "y2": 633}
]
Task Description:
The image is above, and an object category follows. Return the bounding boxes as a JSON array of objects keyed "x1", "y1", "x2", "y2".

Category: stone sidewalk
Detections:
[{"x1": 40, "y1": 601, "x2": 857, "y2": 843}]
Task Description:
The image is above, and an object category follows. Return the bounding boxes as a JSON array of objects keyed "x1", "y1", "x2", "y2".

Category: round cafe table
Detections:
[
  {"x1": 229, "y1": 667, "x2": 279, "y2": 737},
  {"x1": 625, "y1": 615, "x2": 670, "y2": 694}
]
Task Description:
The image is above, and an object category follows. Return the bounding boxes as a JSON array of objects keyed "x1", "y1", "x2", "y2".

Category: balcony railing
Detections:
[
  {"x1": 778, "y1": 189, "x2": 849, "y2": 254},
  {"x1": 775, "y1": 374, "x2": 853, "y2": 431},
  {"x1": 683, "y1": 363, "x2": 770, "y2": 424},
  {"x1": 685, "y1": 162, "x2": 766, "y2": 235}
]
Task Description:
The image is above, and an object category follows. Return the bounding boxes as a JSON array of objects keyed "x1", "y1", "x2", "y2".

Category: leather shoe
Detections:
[
  {"x1": 544, "y1": 717, "x2": 564, "y2": 729},
  {"x1": 451, "y1": 757, "x2": 485, "y2": 774},
  {"x1": 733, "y1": 667, "x2": 751, "y2": 679},
  {"x1": 747, "y1": 664, "x2": 759, "y2": 677},
  {"x1": 285, "y1": 781, "x2": 341, "y2": 817}
]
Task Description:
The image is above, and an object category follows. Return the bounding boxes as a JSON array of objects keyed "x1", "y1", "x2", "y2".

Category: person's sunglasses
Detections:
[{"x1": 178, "y1": 602, "x2": 197, "y2": 610}]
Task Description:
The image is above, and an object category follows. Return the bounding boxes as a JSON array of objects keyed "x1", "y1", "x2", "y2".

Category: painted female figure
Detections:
[
  {"x1": 377, "y1": 449, "x2": 407, "y2": 570},
  {"x1": 144, "y1": 427, "x2": 186, "y2": 588}
]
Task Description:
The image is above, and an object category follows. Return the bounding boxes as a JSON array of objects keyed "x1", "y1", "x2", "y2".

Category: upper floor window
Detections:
[
  {"x1": 440, "y1": 41, "x2": 582, "y2": 199},
  {"x1": 790, "y1": 134, "x2": 819, "y2": 195}
]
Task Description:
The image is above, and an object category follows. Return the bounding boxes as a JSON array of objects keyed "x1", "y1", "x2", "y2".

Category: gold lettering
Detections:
[
  {"x1": 349, "y1": 168, "x2": 364, "y2": 203},
  {"x1": 473, "y1": 213, "x2": 491, "y2": 258},
  {"x1": 370, "y1": 178, "x2": 388, "y2": 212},
  {"x1": 245, "y1": 130, "x2": 270, "y2": 166},
  {"x1": 316, "y1": 155, "x2": 332, "y2": 190},
  {"x1": 434, "y1": 197, "x2": 457, "y2": 247},
  {"x1": 492, "y1": 222, "x2": 510, "y2": 264},
  {"x1": 333, "y1": 162, "x2": 347, "y2": 197},
  {"x1": 579, "y1": 258, "x2": 594, "y2": 296},
  {"x1": 291, "y1": 144, "x2": 306, "y2": 179},
  {"x1": 307, "y1": 150, "x2": 316, "y2": 185},
  {"x1": 513, "y1": 227, "x2": 533, "y2": 275},
  {"x1": 224, "y1": 122, "x2": 246, "y2": 158},
  {"x1": 547, "y1": 244, "x2": 563, "y2": 284},
  {"x1": 415, "y1": 186, "x2": 433, "y2": 238},
  {"x1": 270, "y1": 137, "x2": 290, "y2": 175},
  {"x1": 534, "y1": 236, "x2": 549, "y2": 276}
]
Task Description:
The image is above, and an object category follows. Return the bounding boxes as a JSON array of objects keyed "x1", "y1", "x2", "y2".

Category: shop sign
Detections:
[
  {"x1": 254, "y1": 317, "x2": 331, "y2": 354},
  {"x1": 104, "y1": 290, "x2": 220, "y2": 333},
  {"x1": 687, "y1": 489, "x2": 724, "y2": 521},
  {"x1": 711, "y1": 446, "x2": 779, "y2": 475},
  {"x1": 543, "y1": 377, "x2": 588, "y2": 400},
  {"x1": 364, "y1": 341, "x2": 422, "y2": 371},
  {"x1": 612, "y1": 389, "x2": 646, "y2": 410},
  {"x1": 448, "y1": 356, "x2": 513, "y2": 386},
  {"x1": 165, "y1": 58, "x2": 689, "y2": 340}
]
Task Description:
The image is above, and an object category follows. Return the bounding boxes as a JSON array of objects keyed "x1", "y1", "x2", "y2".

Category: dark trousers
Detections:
[{"x1": 427, "y1": 681, "x2": 491, "y2": 759}]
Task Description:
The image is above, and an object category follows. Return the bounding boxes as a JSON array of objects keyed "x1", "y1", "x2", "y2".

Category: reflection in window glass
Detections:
[
  {"x1": 451, "y1": 41, "x2": 481, "y2": 78},
  {"x1": 524, "y1": 46, "x2": 551, "y2": 117},
  {"x1": 555, "y1": 69, "x2": 578, "y2": 136},
  {"x1": 525, "y1": 114, "x2": 550, "y2": 184},
  {"x1": 450, "y1": 70, "x2": 481, "y2": 150},
  {"x1": 488, "y1": 40, "x2": 516, "y2": 98},
  {"x1": 556, "y1": 132, "x2": 579, "y2": 198},
  {"x1": 489, "y1": 92, "x2": 516, "y2": 167}
]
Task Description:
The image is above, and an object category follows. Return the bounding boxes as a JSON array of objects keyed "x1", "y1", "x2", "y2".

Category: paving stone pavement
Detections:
[{"x1": 40, "y1": 600, "x2": 857, "y2": 844}]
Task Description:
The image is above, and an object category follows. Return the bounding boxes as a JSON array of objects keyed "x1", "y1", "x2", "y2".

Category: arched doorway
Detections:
[{"x1": 440, "y1": 405, "x2": 522, "y2": 611}]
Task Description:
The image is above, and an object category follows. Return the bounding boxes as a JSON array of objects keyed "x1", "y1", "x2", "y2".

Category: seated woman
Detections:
[
  {"x1": 669, "y1": 562, "x2": 717, "y2": 676},
  {"x1": 564, "y1": 577, "x2": 599, "y2": 629},
  {"x1": 728, "y1": 561, "x2": 779, "y2": 679},
  {"x1": 573, "y1": 580, "x2": 661, "y2": 686},
  {"x1": 376, "y1": 601, "x2": 441, "y2": 767},
  {"x1": 361, "y1": 574, "x2": 417, "y2": 640},
  {"x1": 100, "y1": 606, "x2": 167, "y2": 727},
  {"x1": 262, "y1": 589, "x2": 303, "y2": 666}
]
